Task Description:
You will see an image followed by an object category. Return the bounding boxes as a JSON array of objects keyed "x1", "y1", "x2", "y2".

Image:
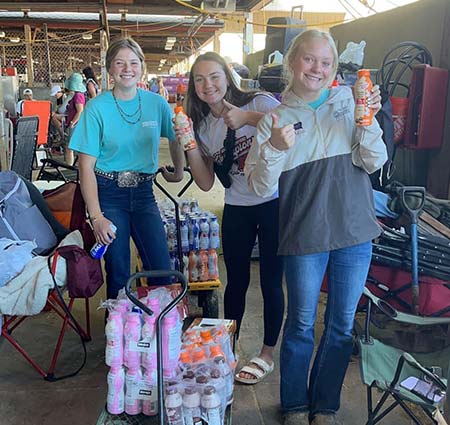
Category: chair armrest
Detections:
[{"x1": 40, "y1": 157, "x2": 78, "y2": 171}]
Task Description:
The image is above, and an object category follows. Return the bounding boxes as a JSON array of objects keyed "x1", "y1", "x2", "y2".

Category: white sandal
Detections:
[{"x1": 234, "y1": 356, "x2": 274, "y2": 384}]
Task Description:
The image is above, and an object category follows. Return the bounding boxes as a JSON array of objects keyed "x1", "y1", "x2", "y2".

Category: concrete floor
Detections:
[{"x1": 0, "y1": 141, "x2": 420, "y2": 425}]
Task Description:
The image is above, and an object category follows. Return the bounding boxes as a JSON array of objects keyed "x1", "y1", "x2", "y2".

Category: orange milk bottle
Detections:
[{"x1": 354, "y1": 69, "x2": 374, "y2": 126}]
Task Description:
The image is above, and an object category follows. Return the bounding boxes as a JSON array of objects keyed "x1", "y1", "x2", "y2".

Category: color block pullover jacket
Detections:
[{"x1": 245, "y1": 86, "x2": 388, "y2": 256}]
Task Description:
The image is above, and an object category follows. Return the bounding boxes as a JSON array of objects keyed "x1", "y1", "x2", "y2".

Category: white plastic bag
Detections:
[
  {"x1": 339, "y1": 41, "x2": 366, "y2": 66},
  {"x1": 0, "y1": 238, "x2": 36, "y2": 287}
]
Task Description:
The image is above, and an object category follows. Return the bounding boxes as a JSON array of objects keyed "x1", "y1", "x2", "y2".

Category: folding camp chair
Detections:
[
  {"x1": 358, "y1": 287, "x2": 450, "y2": 424},
  {"x1": 11, "y1": 116, "x2": 39, "y2": 181},
  {"x1": 0, "y1": 178, "x2": 99, "y2": 381}
]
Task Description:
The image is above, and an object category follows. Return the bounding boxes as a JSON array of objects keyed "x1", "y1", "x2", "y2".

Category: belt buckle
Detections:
[{"x1": 117, "y1": 171, "x2": 139, "y2": 188}]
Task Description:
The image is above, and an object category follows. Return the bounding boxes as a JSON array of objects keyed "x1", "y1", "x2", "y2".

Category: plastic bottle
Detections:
[
  {"x1": 107, "y1": 366, "x2": 125, "y2": 415},
  {"x1": 180, "y1": 219, "x2": 189, "y2": 254},
  {"x1": 174, "y1": 106, "x2": 197, "y2": 151},
  {"x1": 125, "y1": 367, "x2": 142, "y2": 415},
  {"x1": 201, "y1": 385, "x2": 222, "y2": 425},
  {"x1": 179, "y1": 350, "x2": 193, "y2": 372},
  {"x1": 189, "y1": 251, "x2": 199, "y2": 282},
  {"x1": 214, "y1": 356, "x2": 234, "y2": 406},
  {"x1": 142, "y1": 368, "x2": 158, "y2": 416},
  {"x1": 167, "y1": 218, "x2": 177, "y2": 253},
  {"x1": 105, "y1": 311, "x2": 124, "y2": 368},
  {"x1": 182, "y1": 370, "x2": 196, "y2": 385},
  {"x1": 354, "y1": 69, "x2": 374, "y2": 126},
  {"x1": 141, "y1": 314, "x2": 157, "y2": 369},
  {"x1": 209, "y1": 368, "x2": 226, "y2": 418},
  {"x1": 90, "y1": 223, "x2": 117, "y2": 259},
  {"x1": 165, "y1": 387, "x2": 184, "y2": 425},
  {"x1": 124, "y1": 312, "x2": 142, "y2": 369},
  {"x1": 182, "y1": 387, "x2": 203, "y2": 425},
  {"x1": 208, "y1": 249, "x2": 219, "y2": 280},
  {"x1": 190, "y1": 218, "x2": 200, "y2": 251},
  {"x1": 162, "y1": 315, "x2": 181, "y2": 378},
  {"x1": 199, "y1": 218, "x2": 210, "y2": 250},
  {"x1": 182, "y1": 253, "x2": 190, "y2": 284},
  {"x1": 199, "y1": 250, "x2": 209, "y2": 282},
  {"x1": 209, "y1": 344, "x2": 225, "y2": 359},
  {"x1": 209, "y1": 216, "x2": 220, "y2": 249}
]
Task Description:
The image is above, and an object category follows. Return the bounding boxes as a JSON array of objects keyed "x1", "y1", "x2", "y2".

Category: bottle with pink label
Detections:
[
  {"x1": 105, "y1": 311, "x2": 124, "y2": 368},
  {"x1": 141, "y1": 314, "x2": 157, "y2": 369},
  {"x1": 124, "y1": 312, "x2": 142, "y2": 369},
  {"x1": 125, "y1": 367, "x2": 142, "y2": 415},
  {"x1": 162, "y1": 314, "x2": 181, "y2": 378},
  {"x1": 142, "y1": 368, "x2": 158, "y2": 416},
  {"x1": 107, "y1": 366, "x2": 125, "y2": 415}
]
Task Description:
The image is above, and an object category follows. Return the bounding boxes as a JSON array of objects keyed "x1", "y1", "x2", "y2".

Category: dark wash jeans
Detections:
[
  {"x1": 281, "y1": 241, "x2": 372, "y2": 416},
  {"x1": 97, "y1": 176, "x2": 170, "y2": 299}
]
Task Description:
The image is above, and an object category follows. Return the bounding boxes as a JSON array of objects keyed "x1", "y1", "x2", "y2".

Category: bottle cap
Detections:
[
  {"x1": 200, "y1": 329, "x2": 213, "y2": 343},
  {"x1": 180, "y1": 351, "x2": 193, "y2": 364},
  {"x1": 210, "y1": 369, "x2": 221, "y2": 379},
  {"x1": 195, "y1": 375, "x2": 208, "y2": 384},
  {"x1": 183, "y1": 370, "x2": 195, "y2": 380},
  {"x1": 174, "y1": 106, "x2": 184, "y2": 113},
  {"x1": 192, "y1": 348, "x2": 207, "y2": 363},
  {"x1": 209, "y1": 345, "x2": 224, "y2": 358},
  {"x1": 203, "y1": 385, "x2": 216, "y2": 395},
  {"x1": 184, "y1": 386, "x2": 197, "y2": 395},
  {"x1": 213, "y1": 355, "x2": 226, "y2": 364}
]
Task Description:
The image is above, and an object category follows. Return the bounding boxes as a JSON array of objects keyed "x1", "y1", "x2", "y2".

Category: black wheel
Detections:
[{"x1": 201, "y1": 290, "x2": 219, "y2": 318}]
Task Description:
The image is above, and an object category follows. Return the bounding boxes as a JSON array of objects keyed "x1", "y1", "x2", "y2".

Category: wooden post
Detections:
[
  {"x1": 24, "y1": 24, "x2": 34, "y2": 85},
  {"x1": 43, "y1": 23, "x2": 52, "y2": 87}
]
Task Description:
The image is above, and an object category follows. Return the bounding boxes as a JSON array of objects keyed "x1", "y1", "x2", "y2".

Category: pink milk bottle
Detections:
[
  {"x1": 105, "y1": 311, "x2": 124, "y2": 367},
  {"x1": 141, "y1": 314, "x2": 157, "y2": 369},
  {"x1": 124, "y1": 312, "x2": 142, "y2": 369},
  {"x1": 125, "y1": 367, "x2": 143, "y2": 415},
  {"x1": 107, "y1": 366, "x2": 125, "y2": 415},
  {"x1": 162, "y1": 314, "x2": 181, "y2": 378},
  {"x1": 142, "y1": 367, "x2": 158, "y2": 416}
]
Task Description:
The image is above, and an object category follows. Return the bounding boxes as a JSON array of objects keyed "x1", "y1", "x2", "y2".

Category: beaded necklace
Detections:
[{"x1": 112, "y1": 89, "x2": 142, "y2": 125}]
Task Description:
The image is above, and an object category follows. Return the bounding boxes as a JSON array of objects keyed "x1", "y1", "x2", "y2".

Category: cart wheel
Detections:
[{"x1": 201, "y1": 290, "x2": 219, "y2": 318}]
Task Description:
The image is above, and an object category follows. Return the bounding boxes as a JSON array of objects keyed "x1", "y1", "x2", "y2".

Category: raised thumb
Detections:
[{"x1": 271, "y1": 113, "x2": 279, "y2": 128}]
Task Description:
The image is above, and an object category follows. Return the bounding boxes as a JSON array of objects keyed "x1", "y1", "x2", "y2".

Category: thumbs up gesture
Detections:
[
  {"x1": 269, "y1": 114, "x2": 295, "y2": 151},
  {"x1": 222, "y1": 99, "x2": 247, "y2": 130}
]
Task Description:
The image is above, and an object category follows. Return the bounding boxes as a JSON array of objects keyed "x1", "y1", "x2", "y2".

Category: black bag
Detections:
[
  {"x1": 258, "y1": 64, "x2": 286, "y2": 93},
  {"x1": 213, "y1": 127, "x2": 236, "y2": 188},
  {"x1": 370, "y1": 86, "x2": 395, "y2": 190}
]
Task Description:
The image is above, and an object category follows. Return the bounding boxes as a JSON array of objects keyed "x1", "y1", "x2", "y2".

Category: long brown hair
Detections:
[{"x1": 186, "y1": 52, "x2": 258, "y2": 139}]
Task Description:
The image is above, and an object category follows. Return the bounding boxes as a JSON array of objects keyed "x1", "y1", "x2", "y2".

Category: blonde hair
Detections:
[
  {"x1": 106, "y1": 38, "x2": 146, "y2": 75},
  {"x1": 282, "y1": 29, "x2": 339, "y2": 95}
]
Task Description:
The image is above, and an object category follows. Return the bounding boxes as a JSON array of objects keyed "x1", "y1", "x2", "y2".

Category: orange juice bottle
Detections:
[
  {"x1": 174, "y1": 106, "x2": 197, "y2": 151},
  {"x1": 354, "y1": 69, "x2": 373, "y2": 126}
]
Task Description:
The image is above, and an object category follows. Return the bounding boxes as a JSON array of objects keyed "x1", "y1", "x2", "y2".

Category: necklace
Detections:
[{"x1": 112, "y1": 89, "x2": 142, "y2": 125}]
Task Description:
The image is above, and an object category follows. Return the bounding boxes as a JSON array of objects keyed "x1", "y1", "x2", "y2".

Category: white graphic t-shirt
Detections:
[{"x1": 198, "y1": 93, "x2": 280, "y2": 206}]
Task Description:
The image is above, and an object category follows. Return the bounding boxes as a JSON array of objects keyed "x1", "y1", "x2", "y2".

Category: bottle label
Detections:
[{"x1": 205, "y1": 406, "x2": 222, "y2": 425}]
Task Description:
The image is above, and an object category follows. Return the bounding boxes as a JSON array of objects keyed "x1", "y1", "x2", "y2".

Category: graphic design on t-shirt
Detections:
[{"x1": 212, "y1": 134, "x2": 253, "y2": 175}]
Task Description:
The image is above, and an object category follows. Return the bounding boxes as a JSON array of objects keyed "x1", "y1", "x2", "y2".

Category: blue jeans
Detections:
[
  {"x1": 280, "y1": 241, "x2": 372, "y2": 416},
  {"x1": 97, "y1": 176, "x2": 170, "y2": 299}
]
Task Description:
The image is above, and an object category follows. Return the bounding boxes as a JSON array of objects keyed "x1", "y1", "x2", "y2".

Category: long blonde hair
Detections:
[{"x1": 282, "y1": 29, "x2": 339, "y2": 96}]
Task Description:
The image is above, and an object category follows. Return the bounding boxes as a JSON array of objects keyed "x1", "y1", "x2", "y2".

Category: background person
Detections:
[
  {"x1": 69, "y1": 38, "x2": 184, "y2": 300},
  {"x1": 82, "y1": 66, "x2": 100, "y2": 99},
  {"x1": 15, "y1": 88, "x2": 34, "y2": 116},
  {"x1": 64, "y1": 73, "x2": 86, "y2": 165},
  {"x1": 245, "y1": 29, "x2": 387, "y2": 425},
  {"x1": 179, "y1": 51, "x2": 284, "y2": 385}
]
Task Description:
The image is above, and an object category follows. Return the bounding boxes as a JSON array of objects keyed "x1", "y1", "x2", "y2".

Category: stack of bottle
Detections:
[
  {"x1": 105, "y1": 289, "x2": 183, "y2": 416},
  {"x1": 163, "y1": 324, "x2": 236, "y2": 425},
  {"x1": 159, "y1": 198, "x2": 221, "y2": 283}
]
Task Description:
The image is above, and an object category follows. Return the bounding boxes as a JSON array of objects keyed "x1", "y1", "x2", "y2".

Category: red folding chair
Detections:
[{"x1": 1, "y1": 180, "x2": 100, "y2": 381}]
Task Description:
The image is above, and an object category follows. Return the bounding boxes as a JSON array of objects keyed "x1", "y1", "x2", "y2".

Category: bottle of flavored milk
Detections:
[
  {"x1": 201, "y1": 385, "x2": 222, "y2": 425},
  {"x1": 105, "y1": 311, "x2": 124, "y2": 367},
  {"x1": 107, "y1": 366, "x2": 125, "y2": 415},
  {"x1": 165, "y1": 387, "x2": 184, "y2": 425},
  {"x1": 182, "y1": 386, "x2": 203, "y2": 425},
  {"x1": 354, "y1": 69, "x2": 374, "y2": 126}
]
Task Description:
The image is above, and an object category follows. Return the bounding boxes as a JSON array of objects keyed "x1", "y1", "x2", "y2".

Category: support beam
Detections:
[
  {"x1": 24, "y1": 24, "x2": 34, "y2": 85},
  {"x1": 242, "y1": 12, "x2": 253, "y2": 64}
]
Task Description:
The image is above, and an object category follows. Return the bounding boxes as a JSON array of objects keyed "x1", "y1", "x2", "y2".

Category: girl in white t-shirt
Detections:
[{"x1": 176, "y1": 52, "x2": 284, "y2": 385}]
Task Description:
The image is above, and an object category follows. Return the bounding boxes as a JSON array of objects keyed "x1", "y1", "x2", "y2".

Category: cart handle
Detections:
[
  {"x1": 397, "y1": 186, "x2": 425, "y2": 224},
  {"x1": 154, "y1": 166, "x2": 194, "y2": 202},
  {"x1": 125, "y1": 270, "x2": 188, "y2": 425}
]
